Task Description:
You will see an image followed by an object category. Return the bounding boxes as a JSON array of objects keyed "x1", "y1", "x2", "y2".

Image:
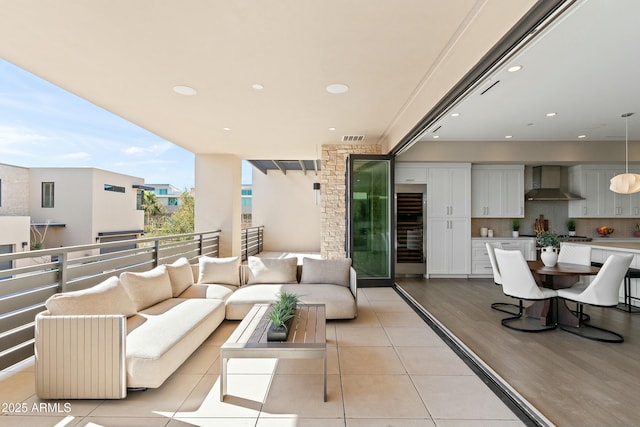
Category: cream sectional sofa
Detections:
[{"x1": 34, "y1": 255, "x2": 356, "y2": 399}]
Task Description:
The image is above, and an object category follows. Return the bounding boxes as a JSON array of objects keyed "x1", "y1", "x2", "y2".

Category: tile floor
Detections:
[{"x1": 0, "y1": 288, "x2": 526, "y2": 427}]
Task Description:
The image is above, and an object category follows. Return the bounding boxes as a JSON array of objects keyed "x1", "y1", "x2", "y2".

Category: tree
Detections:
[
  {"x1": 161, "y1": 191, "x2": 194, "y2": 235},
  {"x1": 142, "y1": 191, "x2": 165, "y2": 233}
]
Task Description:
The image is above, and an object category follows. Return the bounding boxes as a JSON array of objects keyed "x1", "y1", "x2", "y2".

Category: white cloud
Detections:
[
  {"x1": 59, "y1": 151, "x2": 91, "y2": 161},
  {"x1": 123, "y1": 142, "x2": 173, "y2": 157}
]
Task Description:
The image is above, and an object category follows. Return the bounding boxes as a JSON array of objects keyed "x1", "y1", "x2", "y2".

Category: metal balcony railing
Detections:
[
  {"x1": 241, "y1": 226, "x2": 264, "y2": 261},
  {"x1": 0, "y1": 230, "x2": 221, "y2": 371}
]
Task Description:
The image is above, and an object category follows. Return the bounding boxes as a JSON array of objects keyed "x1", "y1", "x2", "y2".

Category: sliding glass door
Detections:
[{"x1": 347, "y1": 155, "x2": 394, "y2": 286}]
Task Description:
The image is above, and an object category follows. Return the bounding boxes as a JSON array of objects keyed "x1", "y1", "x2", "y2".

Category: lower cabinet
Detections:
[
  {"x1": 471, "y1": 238, "x2": 536, "y2": 277},
  {"x1": 427, "y1": 218, "x2": 470, "y2": 276}
]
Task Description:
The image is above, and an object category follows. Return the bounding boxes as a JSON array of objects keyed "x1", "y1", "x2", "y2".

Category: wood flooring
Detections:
[{"x1": 396, "y1": 277, "x2": 640, "y2": 427}]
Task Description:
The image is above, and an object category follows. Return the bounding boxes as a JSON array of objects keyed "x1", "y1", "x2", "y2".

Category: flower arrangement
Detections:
[{"x1": 537, "y1": 231, "x2": 559, "y2": 248}]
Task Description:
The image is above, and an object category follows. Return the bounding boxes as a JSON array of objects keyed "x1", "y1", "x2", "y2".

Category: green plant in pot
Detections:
[
  {"x1": 267, "y1": 292, "x2": 299, "y2": 341},
  {"x1": 512, "y1": 219, "x2": 520, "y2": 237},
  {"x1": 537, "y1": 231, "x2": 560, "y2": 266},
  {"x1": 537, "y1": 231, "x2": 559, "y2": 248},
  {"x1": 566, "y1": 218, "x2": 576, "y2": 236}
]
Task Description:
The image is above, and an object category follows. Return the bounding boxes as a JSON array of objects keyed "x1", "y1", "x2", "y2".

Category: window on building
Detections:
[
  {"x1": 158, "y1": 189, "x2": 168, "y2": 195},
  {"x1": 136, "y1": 189, "x2": 144, "y2": 210},
  {"x1": 42, "y1": 182, "x2": 54, "y2": 208},
  {"x1": 104, "y1": 184, "x2": 126, "y2": 193},
  {"x1": 168, "y1": 197, "x2": 178, "y2": 206}
]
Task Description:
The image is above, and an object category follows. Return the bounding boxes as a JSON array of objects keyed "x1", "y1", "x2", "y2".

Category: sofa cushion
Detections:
[
  {"x1": 120, "y1": 265, "x2": 173, "y2": 311},
  {"x1": 246, "y1": 256, "x2": 298, "y2": 285},
  {"x1": 166, "y1": 257, "x2": 195, "y2": 297},
  {"x1": 45, "y1": 276, "x2": 137, "y2": 317},
  {"x1": 197, "y1": 256, "x2": 241, "y2": 287},
  {"x1": 178, "y1": 283, "x2": 235, "y2": 300},
  {"x1": 300, "y1": 257, "x2": 352, "y2": 287}
]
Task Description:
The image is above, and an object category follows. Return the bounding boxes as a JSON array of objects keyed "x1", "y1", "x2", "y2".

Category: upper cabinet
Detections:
[
  {"x1": 569, "y1": 164, "x2": 640, "y2": 217},
  {"x1": 471, "y1": 165, "x2": 524, "y2": 218},
  {"x1": 395, "y1": 164, "x2": 427, "y2": 184},
  {"x1": 427, "y1": 164, "x2": 471, "y2": 218}
]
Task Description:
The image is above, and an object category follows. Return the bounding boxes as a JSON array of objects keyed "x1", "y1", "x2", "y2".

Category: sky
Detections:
[{"x1": 0, "y1": 59, "x2": 252, "y2": 188}]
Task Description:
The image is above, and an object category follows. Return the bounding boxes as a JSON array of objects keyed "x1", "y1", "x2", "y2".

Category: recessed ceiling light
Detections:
[
  {"x1": 328, "y1": 127, "x2": 336, "y2": 131},
  {"x1": 251, "y1": 83, "x2": 264, "y2": 90},
  {"x1": 507, "y1": 65, "x2": 522, "y2": 73},
  {"x1": 505, "y1": 135, "x2": 513, "y2": 139},
  {"x1": 578, "y1": 134, "x2": 587, "y2": 138},
  {"x1": 546, "y1": 112, "x2": 557, "y2": 117},
  {"x1": 432, "y1": 135, "x2": 440, "y2": 139},
  {"x1": 223, "y1": 127, "x2": 231, "y2": 131},
  {"x1": 451, "y1": 113, "x2": 460, "y2": 117},
  {"x1": 173, "y1": 85, "x2": 197, "y2": 96},
  {"x1": 326, "y1": 83, "x2": 349, "y2": 94}
]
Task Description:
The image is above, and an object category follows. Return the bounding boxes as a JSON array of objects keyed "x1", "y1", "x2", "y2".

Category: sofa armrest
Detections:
[
  {"x1": 35, "y1": 311, "x2": 127, "y2": 399},
  {"x1": 349, "y1": 266, "x2": 357, "y2": 305}
]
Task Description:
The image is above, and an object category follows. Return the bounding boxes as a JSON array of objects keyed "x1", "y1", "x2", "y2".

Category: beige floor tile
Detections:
[
  {"x1": 377, "y1": 311, "x2": 424, "y2": 327},
  {"x1": 338, "y1": 346, "x2": 405, "y2": 374},
  {"x1": 0, "y1": 415, "x2": 76, "y2": 427},
  {"x1": 434, "y1": 420, "x2": 526, "y2": 427},
  {"x1": 261, "y1": 374, "x2": 344, "y2": 418},
  {"x1": 360, "y1": 288, "x2": 401, "y2": 301},
  {"x1": 74, "y1": 416, "x2": 170, "y2": 426},
  {"x1": 369, "y1": 299, "x2": 415, "y2": 313},
  {"x1": 168, "y1": 417, "x2": 258, "y2": 426},
  {"x1": 275, "y1": 346, "x2": 339, "y2": 375},
  {"x1": 342, "y1": 374, "x2": 429, "y2": 419},
  {"x1": 0, "y1": 371, "x2": 36, "y2": 403},
  {"x1": 384, "y1": 327, "x2": 446, "y2": 347},
  {"x1": 347, "y1": 419, "x2": 436, "y2": 427},
  {"x1": 90, "y1": 373, "x2": 203, "y2": 418},
  {"x1": 325, "y1": 322, "x2": 337, "y2": 346},
  {"x1": 334, "y1": 306, "x2": 381, "y2": 328},
  {"x1": 202, "y1": 320, "x2": 239, "y2": 345},
  {"x1": 223, "y1": 357, "x2": 279, "y2": 375},
  {"x1": 335, "y1": 327, "x2": 391, "y2": 347},
  {"x1": 257, "y1": 417, "x2": 346, "y2": 427},
  {"x1": 412, "y1": 375, "x2": 520, "y2": 420},
  {"x1": 176, "y1": 344, "x2": 219, "y2": 375},
  {"x1": 397, "y1": 347, "x2": 474, "y2": 376},
  {"x1": 172, "y1": 373, "x2": 268, "y2": 418}
]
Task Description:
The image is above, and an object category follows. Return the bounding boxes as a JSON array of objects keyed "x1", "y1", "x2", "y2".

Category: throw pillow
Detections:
[
  {"x1": 246, "y1": 256, "x2": 298, "y2": 285},
  {"x1": 300, "y1": 257, "x2": 352, "y2": 287},
  {"x1": 120, "y1": 265, "x2": 173, "y2": 311},
  {"x1": 45, "y1": 276, "x2": 137, "y2": 316},
  {"x1": 166, "y1": 257, "x2": 195, "y2": 297},
  {"x1": 197, "y1": 256, "x2": 241, "y2": 286}
]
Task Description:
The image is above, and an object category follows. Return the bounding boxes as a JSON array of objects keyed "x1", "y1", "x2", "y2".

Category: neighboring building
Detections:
[
  {"x1": 146, "y1": 183, "x2": 184, "y2": 214},
  {"x1": 0, "y1": 164, "x2": 147, "y2": 253},
  {"x1": 241, "y1": 184, "x2": 252, "y2": 227}
]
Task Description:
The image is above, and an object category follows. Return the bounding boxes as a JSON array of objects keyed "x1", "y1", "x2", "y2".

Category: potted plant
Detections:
[
  {"x1": 267, "y1": 292, "x2": 299, "y2": 341},
  {"x1": 537, "y1": 231, "x2": 559, "y2": 266},
  {"x1": 567, "y1": 218, "x2": 576, "y2": 236},
  {"x1": 512, "y1": 219, "x2": 520, "y2": 238},
  {"x1": 634, "y1": 224, "x2": 640, "y2": 238}
]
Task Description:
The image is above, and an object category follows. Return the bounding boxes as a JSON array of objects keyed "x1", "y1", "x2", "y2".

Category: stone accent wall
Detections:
[
  {"x1": 0, "y1": 164, "x2": 30, "y2": 216},
  {"x1": 320, "y1": 143, "x2": 381, "y2": 259}
]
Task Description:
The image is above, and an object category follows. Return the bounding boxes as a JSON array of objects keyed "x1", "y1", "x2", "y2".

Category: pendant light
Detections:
[{"x1": 610, "y1": 112, "x2": 640, "y2": 194}]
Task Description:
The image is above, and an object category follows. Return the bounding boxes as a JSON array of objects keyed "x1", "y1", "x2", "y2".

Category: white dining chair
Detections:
[
  {"x1": 557, "y1": 243, "x2": 593, "y2": 287},
  {"x1": 486, "y1": 242, "x2": 519, "y2": 315},
  {"x1": 556, "y1": 253, "x2": 632, "y2": 342},
  {"x1": 494, "y1": 248, "x2": 558, "y2": 332}
]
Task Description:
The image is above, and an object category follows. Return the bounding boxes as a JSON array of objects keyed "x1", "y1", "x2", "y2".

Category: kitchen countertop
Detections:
[
  {"x1": 573, "y1": 240, "x2": 640, "y2": 253},
  {"x1": 471, "y1": 236, "x2": 535, "y2": 240}
]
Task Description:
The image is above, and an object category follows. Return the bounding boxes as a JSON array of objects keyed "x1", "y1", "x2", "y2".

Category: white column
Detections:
[{"x1": 194, "y1": 154, "x2": 242, "y2": 257}]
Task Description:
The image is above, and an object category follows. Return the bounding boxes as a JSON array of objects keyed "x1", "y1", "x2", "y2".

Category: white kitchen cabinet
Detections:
[
  {"x1": 427, "y1": 163, "x2": 471, "y2": 276},
  {"x1": 471, "y1": 165, "x2": 524, "y2": 218},
  {"x1": 569, "y1": 164, "x2": 640, "y2": 217},
  {"x1": 428, "y1": 218, "x2": 470, "y2": 275},
  {"x1": 471, "y1": 238, "x2": 535, "y2": 277},
  {"x1": 395, "y1": 164, "x2": 427, "y2": 184},
  {"x1": 428, "y1": 164, "x2": 470, "y2": 218}
]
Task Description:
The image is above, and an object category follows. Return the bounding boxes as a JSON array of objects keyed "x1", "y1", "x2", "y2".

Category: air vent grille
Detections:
[{"x1": 342, "y1": 135, "x2": 365, "y2": 142}]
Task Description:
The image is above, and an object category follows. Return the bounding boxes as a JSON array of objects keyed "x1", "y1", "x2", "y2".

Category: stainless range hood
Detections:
[{"x1": 525, "y1": 166, "x2": 584, "y2": 201}]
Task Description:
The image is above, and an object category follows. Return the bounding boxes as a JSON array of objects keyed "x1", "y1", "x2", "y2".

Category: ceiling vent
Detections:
[{"x1": 342, "y1": 135, "x2": 365, "y2": 142}]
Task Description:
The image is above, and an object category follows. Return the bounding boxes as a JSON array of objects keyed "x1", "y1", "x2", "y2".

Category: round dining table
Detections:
[{"x1": 527, "y1": 260, "x2": 600, "y2": 327}]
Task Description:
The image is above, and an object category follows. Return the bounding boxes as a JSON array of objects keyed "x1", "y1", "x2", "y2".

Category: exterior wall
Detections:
[
  {"x1": 28, "y1": 168, "x2": 144, "y2": 247},
  {"x1": 252, "y1": 170, "x2": 320, "y2": 252},
  {"x1": 0, "y1": 216, "x2": 30, "y2": 252},
  {"x1": 321, "y1": 143, "x2": 382, "y2": 259},
  {"x1": 0, "y1": 163, "x2": 30, "y2": 216}
]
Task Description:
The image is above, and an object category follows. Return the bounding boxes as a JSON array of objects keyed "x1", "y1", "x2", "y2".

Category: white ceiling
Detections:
[
  {"x1": 0, "y1": 0, "x2": 538, "y2": 160},
  {"x1": 417, "y1": 0, "x2": 640, "y2": 144}
]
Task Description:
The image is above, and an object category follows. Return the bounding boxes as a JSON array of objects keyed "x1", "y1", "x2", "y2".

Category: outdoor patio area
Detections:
[{"x1": 0, "y1": 288, "x2": 526, "y2": 427}]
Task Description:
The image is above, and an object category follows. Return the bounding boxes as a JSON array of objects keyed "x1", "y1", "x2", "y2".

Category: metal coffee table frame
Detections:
[{"x1": 220, "y1": 303, "x2": 327, "y2": 402}]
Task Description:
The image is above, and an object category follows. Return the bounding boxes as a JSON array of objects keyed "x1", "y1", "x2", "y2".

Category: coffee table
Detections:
[{"x1": 220, "y1": 303, "x2": 327, "y2": 402}]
